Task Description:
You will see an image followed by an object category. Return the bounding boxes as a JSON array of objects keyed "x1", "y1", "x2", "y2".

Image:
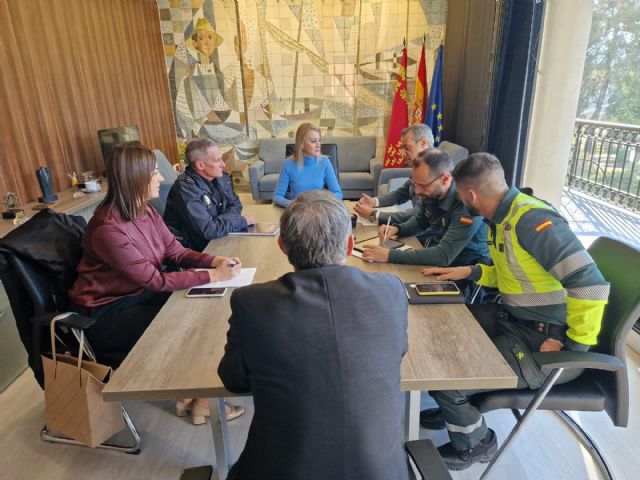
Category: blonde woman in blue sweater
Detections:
[{"x1": 273, "y1": 123, "x2": 342, "y2": 207}]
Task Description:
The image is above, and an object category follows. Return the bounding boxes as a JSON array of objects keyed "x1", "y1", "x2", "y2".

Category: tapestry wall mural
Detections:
[{"x1": 159, "y1": 0, "x2": 446, "y2": 180}]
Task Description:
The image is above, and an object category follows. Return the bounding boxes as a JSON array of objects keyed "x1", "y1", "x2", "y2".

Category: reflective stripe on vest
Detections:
[
  {"x1": 549, "y1": 250, "x2": 595, "y2": 282},
  {"x1": 491, "y1": 193, "x2": 566, "y2": 307}
]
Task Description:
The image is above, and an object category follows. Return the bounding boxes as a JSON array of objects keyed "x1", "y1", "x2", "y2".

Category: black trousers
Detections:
[
  {"x1": 432, "y1": 304, "x2": 582, "y2": 451},
  {"x1": 72, "y1": 290, "x2": 171, "y2": 356}
]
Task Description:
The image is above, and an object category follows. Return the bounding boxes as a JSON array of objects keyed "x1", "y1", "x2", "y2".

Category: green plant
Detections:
[{"x1": 177, "y1": 140, "x2": 187, "y2": 171}]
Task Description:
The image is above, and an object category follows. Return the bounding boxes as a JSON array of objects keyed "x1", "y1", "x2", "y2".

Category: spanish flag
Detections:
[
  {"x1": 535, "y1": 220, "x2": 553, "y2": 232},
  {"x1": 383, "y1": 45, "x2": 409, "y2": 168},
  {"x1": 411, "y1": 40, "x2": 428, "y2": 125}
]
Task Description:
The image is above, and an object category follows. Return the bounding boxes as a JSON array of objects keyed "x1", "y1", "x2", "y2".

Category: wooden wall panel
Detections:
[{"x1": 0, "y1": 0, "x2": 177, "y2": 204}]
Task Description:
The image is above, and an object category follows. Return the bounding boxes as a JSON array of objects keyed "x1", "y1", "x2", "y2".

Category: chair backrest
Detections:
[
  {"x1": 0, "y1": 209, "x2": 86, "y2": 387},
  {"x1": 439, "y1": 141, "x2": 469, "y2": 165},
  {"x1": 153, "y1": 149, "x2": 178, "y2": 184},
  {"x1": 259, "y1": 138, "x2": 292, "y2": 175},
  {"x1": 285, "y1": 143, "x2": 339, "y2": 179},
  {"x1": 331, "y1": 136, "x2": 376, "y2": 172},
  {"x1": 149, "y1": 149, "x2": 178, "y2": 215},
  {"x1": 387, "y1": 177, "x2": 408, "y2": 193},
  {"x1": 587, "y1": 237, "x2": 640, "y2": 426}
]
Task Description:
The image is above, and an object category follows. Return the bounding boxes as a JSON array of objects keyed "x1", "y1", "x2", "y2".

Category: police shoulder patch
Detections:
[
  {"x1": 460, "y1": 216, "x2": 473, "y2": 225},
  {"x1": 535, "y1": 219, "x2": 553, "y2": 232}
]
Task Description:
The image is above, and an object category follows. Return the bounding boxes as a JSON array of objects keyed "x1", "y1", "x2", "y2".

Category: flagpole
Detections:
[
  {"x1": 291, "y1": 0, "x2": 305, "y2": 114},
  {"x1": 353, "y1": 0, "x2": 364, "y2": 135},
  {"x1": 405, "y1": 0, "x2": 410, "y2": 48}
]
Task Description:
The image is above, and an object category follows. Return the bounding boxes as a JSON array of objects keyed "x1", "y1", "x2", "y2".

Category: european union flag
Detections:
[{"x1": 425, "y1": 44, "x2": 444, "y2": 146}]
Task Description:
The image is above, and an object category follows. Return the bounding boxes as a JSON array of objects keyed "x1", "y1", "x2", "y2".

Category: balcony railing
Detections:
[{"x1": 567, "y1": 119, "x2": 640, "y2": 212}]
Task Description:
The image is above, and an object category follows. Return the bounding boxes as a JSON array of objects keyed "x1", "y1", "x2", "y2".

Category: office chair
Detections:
[
  {"x1": 148, "y1": 149, "x2": 179, "y2": 216},
  {"x1": 469, "y1": 237, "x2": 639, "y2": 480},
  {"x1": 0, "y1": 209, "x2": 141, "y2": 453},
  {"x1": 285, "y1": 143, "x2": 339, "y2": 179}
]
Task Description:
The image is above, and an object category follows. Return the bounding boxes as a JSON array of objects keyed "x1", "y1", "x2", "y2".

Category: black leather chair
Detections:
[
  {"x1": 471, "y1": 237, "x2": 640, "y2": 479},
  {"x1": 0, "y1": 209, "x2": 140, "y2": 453},
  {"x1": 285, "y1": 142, "x2": 339, "y2": 180}
]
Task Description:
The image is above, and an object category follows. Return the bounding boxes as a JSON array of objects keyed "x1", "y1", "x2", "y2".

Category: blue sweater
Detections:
[{"x1": 273, "y1": 155, "x2": 342, "y2": 207}]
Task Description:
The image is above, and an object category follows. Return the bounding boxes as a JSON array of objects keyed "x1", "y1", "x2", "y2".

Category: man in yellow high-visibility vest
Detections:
[{"x1": 421, "y1": 153, "x2": 610, "y2": 471}]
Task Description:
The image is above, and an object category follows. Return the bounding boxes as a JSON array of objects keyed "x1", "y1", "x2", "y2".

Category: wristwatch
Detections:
[{"x1": 368, "y1": 210, "x2": 377, "y2": 223}]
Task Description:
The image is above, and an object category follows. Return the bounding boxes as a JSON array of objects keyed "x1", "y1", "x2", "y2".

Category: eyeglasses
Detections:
[{"x1": 409, "y1": 173, "x2": 443, "y2": 189}]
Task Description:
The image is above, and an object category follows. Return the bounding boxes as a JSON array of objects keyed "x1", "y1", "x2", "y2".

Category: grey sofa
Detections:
[
  {"x1": 377, "y1": 141, "x2": 470, "y2": 195},
  {"x1": 249, "y1": 136, "x2": 382, "y2": 201}
]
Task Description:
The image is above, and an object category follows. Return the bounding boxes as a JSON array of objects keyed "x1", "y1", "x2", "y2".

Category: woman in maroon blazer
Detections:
[{"x1": 70, "y1": 142, "x2": 243, "y2": 424}]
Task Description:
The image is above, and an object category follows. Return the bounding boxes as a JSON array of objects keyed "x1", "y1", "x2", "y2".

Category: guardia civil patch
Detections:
[
  {"x1": 460, "y1": 216, "x2": 473, "y2": 225},
  {"x1": 535, "y1": 220, "x2": 553, "y2": 232}
]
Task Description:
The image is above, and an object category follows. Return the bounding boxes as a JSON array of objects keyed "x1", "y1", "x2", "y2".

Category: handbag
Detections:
[{"x1": 41, "y1": 315, "x2": 125, "y2": 447}]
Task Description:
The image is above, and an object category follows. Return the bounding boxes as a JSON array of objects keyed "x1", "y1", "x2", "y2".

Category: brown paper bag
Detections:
[{"x1": 41, "y1": 317, "x2": 124, "y2": 447}]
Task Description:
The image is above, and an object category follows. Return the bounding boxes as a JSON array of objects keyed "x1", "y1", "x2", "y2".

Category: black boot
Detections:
[
  {"x1": 437, "y1": 429, "x2": 497, "y2": 471},
  {"x1": 419, "y1": 407, "x2": 445, "y2": 430}
]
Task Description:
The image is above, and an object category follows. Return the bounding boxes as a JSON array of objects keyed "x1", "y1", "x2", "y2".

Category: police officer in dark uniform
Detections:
[{"x1": 164, "y1": 138, "x2": 254, "y2": 252}]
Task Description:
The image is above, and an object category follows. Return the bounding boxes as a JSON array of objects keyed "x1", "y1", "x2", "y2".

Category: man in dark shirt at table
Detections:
[
  {"x1": 218, "y1": 190, "x2": 409, "y2": 480},
  {"x1": 164, "y1": 138, "x2": 254, "y2": 251}
]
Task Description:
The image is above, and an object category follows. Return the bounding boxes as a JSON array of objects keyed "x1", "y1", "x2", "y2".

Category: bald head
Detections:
[{"x1": 452, "y1": 153, "x2": 508, "y2": 199}]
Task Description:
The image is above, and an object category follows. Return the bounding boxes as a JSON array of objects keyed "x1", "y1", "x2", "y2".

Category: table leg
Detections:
[
  {"x1": 209, "y1": 398, "x2": 231, "y2": 480},
  {"x1": 404, "y1": 390, "x2": 420, "y2": 441}
]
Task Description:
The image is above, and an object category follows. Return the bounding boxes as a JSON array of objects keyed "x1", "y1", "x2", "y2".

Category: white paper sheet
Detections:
[{"x1": 194, "y1": 267, "x2": 257, "y2": 288}]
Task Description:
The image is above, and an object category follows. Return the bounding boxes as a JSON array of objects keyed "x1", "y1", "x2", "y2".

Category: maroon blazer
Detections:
[{"x1": 70, "y1": 205, "x2": 214, "y2": 307}]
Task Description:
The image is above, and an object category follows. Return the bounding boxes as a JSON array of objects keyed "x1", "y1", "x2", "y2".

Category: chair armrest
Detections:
[
  {"x1": 532, "y1": 351, "x2": 624, "y2": 372},
  {"x1": 405, "y1": 440, "x2": 453, "y2": 480},
  {"x1": 248, "y1": 160, "x2": 265, "y2": 201},
  {"x1": 33, "y1": 312, "x2": 96, "y2": 331},
  {"x1": 378, "y1": 167, "x2": 411, "y2": 187},
  {"x1": 369, "y1": 157, "x2": 383, "y2": 195}
]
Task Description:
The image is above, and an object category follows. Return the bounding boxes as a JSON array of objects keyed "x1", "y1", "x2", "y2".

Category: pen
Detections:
[
  {"x1": 227, "y1": 261, "x2": 238, "y2": 267},
  {"x1": 381, "y1": 216, "x2": 391, "y2": 245}
]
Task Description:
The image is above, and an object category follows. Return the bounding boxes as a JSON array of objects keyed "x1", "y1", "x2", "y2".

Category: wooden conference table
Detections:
[{"x1": 103, "y1": 203, "x2": 516, "y2": 479}]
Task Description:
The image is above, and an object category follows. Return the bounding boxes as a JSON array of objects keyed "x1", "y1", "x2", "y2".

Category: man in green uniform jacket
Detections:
[
  {"x1": 420, "y1": 153, "x2": 610, "y2": 471},
  {"x1": 361, "y1": 149, "x2": 488, "y2": 268}
]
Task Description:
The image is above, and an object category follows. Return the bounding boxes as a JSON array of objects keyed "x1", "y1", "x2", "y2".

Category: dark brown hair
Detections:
[
  {"x1": 451, "y1": 152, "x2": 503, "y2": 187},
  {"x1": 98, "y1": 142, "x2": 156, "y2": 221},
  {"x1": 412, "y1": 148, "x2": 453, "y2": 176}
]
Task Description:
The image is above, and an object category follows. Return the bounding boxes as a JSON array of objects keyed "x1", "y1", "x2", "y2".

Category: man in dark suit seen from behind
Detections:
[
  {"x1": 218, "y1": 190, "x2": 410, "y2": 480},
  {"x1": 164, "y1": 138, "x2": 254, "y2": 251}
]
